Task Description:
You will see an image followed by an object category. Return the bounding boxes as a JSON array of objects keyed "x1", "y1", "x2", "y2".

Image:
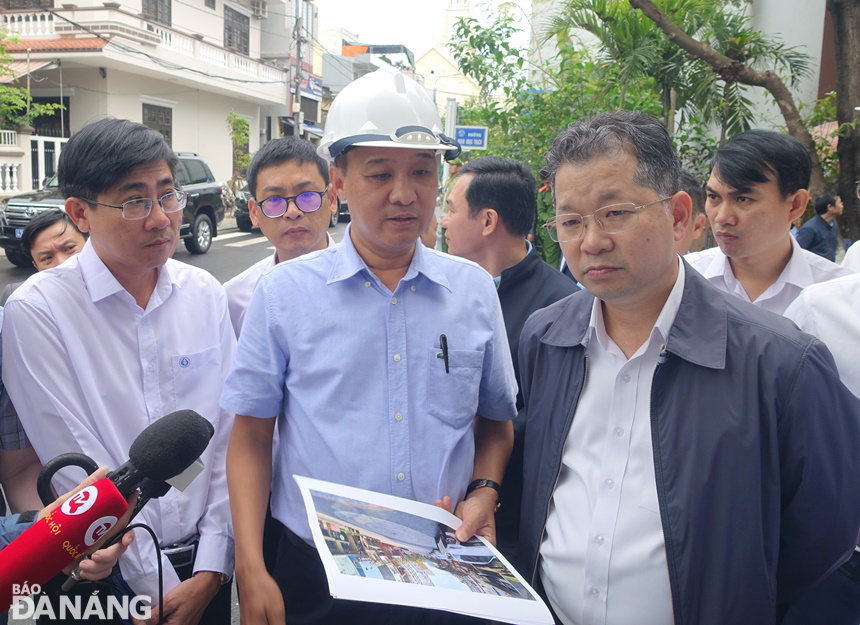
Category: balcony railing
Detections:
[{"x1": 1, "y1": 7, "x2": 287, "y2": 89}]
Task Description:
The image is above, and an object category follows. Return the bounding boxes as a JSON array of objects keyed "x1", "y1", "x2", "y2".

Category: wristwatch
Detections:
[{"x1": 466, "y1": 478, "x2": 502, "y2": 510}]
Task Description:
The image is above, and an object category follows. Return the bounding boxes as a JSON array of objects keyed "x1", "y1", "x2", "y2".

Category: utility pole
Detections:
[{"x1": 293, "y1": 14, "x2": 303, "y2": 137}]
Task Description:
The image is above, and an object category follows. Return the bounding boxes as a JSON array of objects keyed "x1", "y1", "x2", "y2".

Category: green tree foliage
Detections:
[
  {"x1": 0, "y1": 33, "x2": 63, "y2": 130},
  {"x1": 449, "y1": 9, "x2": 661, "y2": 263},
  {"x1": 226, "y1": 110, "x2": 251, "y2": 196}
]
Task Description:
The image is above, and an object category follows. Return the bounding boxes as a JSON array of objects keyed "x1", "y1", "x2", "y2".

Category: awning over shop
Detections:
[{"x1": 0, "y1": 60, "x2": 53, "y2": 84}]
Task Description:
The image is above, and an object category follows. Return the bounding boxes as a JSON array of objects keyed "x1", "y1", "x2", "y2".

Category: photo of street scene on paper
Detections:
[{"x1": 310, "y1": 490, "x2": 534, "y2": 600}]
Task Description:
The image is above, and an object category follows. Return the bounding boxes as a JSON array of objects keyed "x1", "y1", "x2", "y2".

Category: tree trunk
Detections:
[
  {"x1": 828, "y1": 0, "x2": 860, "y2": 241},
  {"x1": 629, "y1": 0, "x2": 827, "y2": 198}
]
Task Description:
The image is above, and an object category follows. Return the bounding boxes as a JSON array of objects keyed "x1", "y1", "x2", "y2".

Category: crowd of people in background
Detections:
[{"x1": 0, "y1": 64, "x2": 859, "y2": 625}]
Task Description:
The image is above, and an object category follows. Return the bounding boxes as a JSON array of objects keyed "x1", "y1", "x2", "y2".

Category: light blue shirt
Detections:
[{"x1": 220, "y1": 225, "x2": 518, "y2": 543}]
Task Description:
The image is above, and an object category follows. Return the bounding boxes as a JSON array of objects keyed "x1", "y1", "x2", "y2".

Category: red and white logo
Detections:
[
  {"x1": 84, "y1": 516, "x2": 118, "y2": 547},
  {"x1": 60, "y1": 486, "x2": 98, "y2": 517}
]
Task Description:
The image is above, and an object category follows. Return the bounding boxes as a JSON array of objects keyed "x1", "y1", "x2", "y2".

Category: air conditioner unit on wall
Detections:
[{"x1": 251, "y1": 0, "x2": 267, "y2": 18}]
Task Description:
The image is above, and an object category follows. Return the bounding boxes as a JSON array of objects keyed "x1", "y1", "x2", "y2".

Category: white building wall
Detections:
[
  {"x1": 747, "y1": 0, "x2": 826, "y2": 126},
  {"x1": 57, "y1": 68, "x2": 259, "y2": 182}
]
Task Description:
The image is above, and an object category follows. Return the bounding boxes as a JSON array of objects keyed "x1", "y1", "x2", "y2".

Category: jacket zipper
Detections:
[
  {"x1": 651, "y1": 348, "x2": 682, "y2": 625},
  {"x1": 531, "y1": 354, "x2": 588, "y2": 586}
]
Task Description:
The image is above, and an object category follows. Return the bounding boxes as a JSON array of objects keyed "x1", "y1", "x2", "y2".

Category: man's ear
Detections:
[
  {"x1": 481, "y1": 208, "x2": 499, "y2": 237},
  {"x1": 670, "y1": 192, "x2": 692, "y2": 243},
  {"x1": 249, "y1": 199, "x2": 261, "y2": 229},
  {"x1": 788, "y1": 189, "x2": 810, "y2": 222},
  {"x1": 65, "y1": 198, "x2": 91, "y2": 233},
  {"x1": 330, "y1": 164, "x2": 346, "y2": 204}
]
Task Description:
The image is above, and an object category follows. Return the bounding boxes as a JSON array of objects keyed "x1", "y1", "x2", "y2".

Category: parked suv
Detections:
[{"x1": 0, "y1": 153, "x2": 225, "y2": 266}]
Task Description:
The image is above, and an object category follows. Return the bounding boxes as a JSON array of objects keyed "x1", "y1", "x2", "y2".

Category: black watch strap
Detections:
[{"x1": 466, "y1": 478, "x2": 502, "y2": 504}]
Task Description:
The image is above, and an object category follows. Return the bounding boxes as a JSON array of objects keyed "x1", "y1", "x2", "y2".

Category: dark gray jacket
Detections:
[{"x1": 518, "y1": 262, "x2": 860, "y2": 625}]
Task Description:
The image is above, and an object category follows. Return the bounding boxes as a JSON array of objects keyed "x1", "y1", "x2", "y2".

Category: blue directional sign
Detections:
[{"x1": 454, "y1": 125, "x2": 489, "y2": 150}]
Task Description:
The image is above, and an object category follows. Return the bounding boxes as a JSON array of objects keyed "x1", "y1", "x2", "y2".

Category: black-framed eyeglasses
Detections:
[
  {"x1": 254, "y1": 188, "x2": 329, "y2": 218},
  {"x1": 855, "y1": 179, "x2": 859, "y2": 200},
  {"x1": 82, "y1": 190, "x2": 188, "y2": 221},
  {"x1": 544, "y1": 197, "x2": 671, "y2": 242}
]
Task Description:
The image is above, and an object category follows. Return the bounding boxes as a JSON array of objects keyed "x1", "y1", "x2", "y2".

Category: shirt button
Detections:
[
  {"x1": 394, "y1": 412, "x2": 403, "y2": 421},
  {"x1": 365, "y1": 281, "x2": 371, "y2": 287},
  {"x1": 615, "y1": 427, "x2": 624, "y2": 437},
  {"x1": 590, "y1": 587, "x2": 600, "y2": 598},
  {"x1": 391, "y1": 297, "x2": 397, "y2": 305},
  {"x1": 393, "y1": 354, "x2": 401, "y2": 363},
  {"x1": 397, "y1": 472, "x2": 405, "y2": 481},
  {"x1": 410, "y1": 285, "x2": 416, "y2": 292},
  {"x1": 622, "y1": 374, "x2": 631, "y2": 383},
  {"x1": 595, "y1": 535, "x2": 605, "y2": 546},
  {"x1": 605, "y1": 479, "x2": 615, "y2": 489}
]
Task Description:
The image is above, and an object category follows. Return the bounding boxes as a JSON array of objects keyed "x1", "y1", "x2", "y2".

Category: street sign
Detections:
[{"x1": 454, "y1": 126, "x2": 489, "y2": 150}]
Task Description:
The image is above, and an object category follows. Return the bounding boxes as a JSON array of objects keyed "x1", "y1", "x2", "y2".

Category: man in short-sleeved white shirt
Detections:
[
  {"x1": 224, "y1": 138, "x2": 337, "y2": 337},
  {"x1": 685, "y1": 129, "x2": 852, "y2": 315}
]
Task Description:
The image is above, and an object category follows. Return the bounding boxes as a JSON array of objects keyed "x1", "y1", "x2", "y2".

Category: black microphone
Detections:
[
  {"x1": 108, "y1": 409, "x2": 215, "y2": 496},
  {"x1": 3, "y1": 410, "x2": 215, "y2": 611}
]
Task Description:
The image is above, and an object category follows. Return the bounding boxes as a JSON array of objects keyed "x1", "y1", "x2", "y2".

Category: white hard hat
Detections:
[{"x1": 318, "y1": 66, "x2": 461, "y2": 162}]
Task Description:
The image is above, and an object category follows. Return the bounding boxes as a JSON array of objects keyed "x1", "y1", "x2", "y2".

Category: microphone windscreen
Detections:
[{"x1": 128, "y1": 410, "x2": 214, "y2": 482}]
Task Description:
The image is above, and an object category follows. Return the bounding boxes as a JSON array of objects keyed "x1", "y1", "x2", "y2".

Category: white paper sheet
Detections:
[{"x1": 294, "y1": 475, "x2": 555, "y2": 625}]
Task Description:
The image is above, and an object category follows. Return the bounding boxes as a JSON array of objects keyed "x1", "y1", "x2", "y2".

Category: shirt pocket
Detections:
[
  {"x1": 427, "y1": 347, "x2": 483, "y2": 429},
  {"x1": 170, "y1": 345, "x2": 223, "y2": 419}
]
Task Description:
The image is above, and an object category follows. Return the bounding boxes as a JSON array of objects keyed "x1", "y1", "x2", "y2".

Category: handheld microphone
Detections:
[{"x1": 0, "y1": 409, "x2": 214, "y2": 612}]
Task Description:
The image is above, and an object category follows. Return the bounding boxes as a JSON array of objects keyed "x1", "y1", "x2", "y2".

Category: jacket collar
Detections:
[
  {"x1": 541, "y1": 259, "x2": 727, "y2": 369},
  {"x1": 498, "y1": 246, "x2": 540, "y2": 291}
]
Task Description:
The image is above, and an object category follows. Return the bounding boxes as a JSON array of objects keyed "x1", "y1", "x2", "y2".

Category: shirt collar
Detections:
[
  {"x1": 585, "y1": 257, "x2": 685, "y2": 351},
  {"x1": 708, "y1": 235, "x2": 815, "y2": 292},
  {"x1": 79, "y1": 239, "x2": 180, "y2": 304},
  {"x1": 495, "y1": 240, "x2": 534, "y2": 289},
  {"x1": 327, "y1": 223, "x2": 451, "y2": 291}
]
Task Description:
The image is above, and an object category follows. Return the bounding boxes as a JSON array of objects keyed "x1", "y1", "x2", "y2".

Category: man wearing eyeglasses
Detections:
[
  {"x1": 224, "y1": 138, "x2": 336, "y2": 338},
  {"x1": 519, "y1": 111, "x2": 860, "y2": 625},
  {"x1": 2, "y1": 118, "x2": 235, "y2": 625}
]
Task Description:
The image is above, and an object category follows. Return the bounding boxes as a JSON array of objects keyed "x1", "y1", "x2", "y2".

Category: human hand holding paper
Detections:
[{"x1": 435, "y1": 488, "x2": 499, "y2": 545}]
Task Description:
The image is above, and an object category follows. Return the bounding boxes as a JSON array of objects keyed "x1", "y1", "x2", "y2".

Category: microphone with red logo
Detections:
[{"x1": 0, "y1": 409, "x2": 214, "y2": 612}]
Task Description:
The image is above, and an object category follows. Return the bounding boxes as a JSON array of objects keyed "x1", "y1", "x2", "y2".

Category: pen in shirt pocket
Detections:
[{"x1": 438, "y1": 334, "x2": 450, "y2": 373}]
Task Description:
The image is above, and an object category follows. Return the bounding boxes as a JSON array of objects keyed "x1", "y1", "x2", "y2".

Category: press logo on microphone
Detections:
[
  {"x1": 61, "y1": 486, "x2": 98, "y2": 517},
  {"x1": 10, "y1": 583, "x2": 152, "y2": 620}
]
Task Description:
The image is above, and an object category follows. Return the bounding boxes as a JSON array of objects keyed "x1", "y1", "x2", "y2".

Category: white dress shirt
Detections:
[
  {"x1": 842, "y1": 240, "x2": 860, "y2": 272},
  {"x1": 785, "y1": 272, "x2": 860, "y2": 398},
  {"x1": 224, "y1": 253, "x2": 276, "y2": 338},
  {"x1": 2, "y1": 241, "x2": 235, "y2": 598},
  {"x1": 685, "y1": 236, "x2": 853, "y2": 315},
  {"x1": 540, "y1": 260, "x2": 685, "y2": 625},
  {"x1": 224, "y1": 234, "x2": 333, "y2": 338}
]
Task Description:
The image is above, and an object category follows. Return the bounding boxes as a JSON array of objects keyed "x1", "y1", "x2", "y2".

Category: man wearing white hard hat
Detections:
[{"x1": 222, "y1": 66, "x2": 517, "y2": 624}]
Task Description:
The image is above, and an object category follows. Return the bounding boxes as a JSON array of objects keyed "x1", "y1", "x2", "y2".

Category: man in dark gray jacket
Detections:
[{"x1": 519, "y1": 111, "x2": 860, "y2": 625}]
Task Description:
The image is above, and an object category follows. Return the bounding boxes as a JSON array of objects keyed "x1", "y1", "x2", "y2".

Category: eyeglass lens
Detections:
[
  {"x1": 123, "y1": 192, "x2": 185, "y2": 219},
  {"x1": 261, "y1": 192, "x2": 323, "y2": 218}
]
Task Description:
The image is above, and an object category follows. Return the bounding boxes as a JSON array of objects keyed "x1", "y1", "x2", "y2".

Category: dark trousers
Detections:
[
  {"x1": 270, "y1": 520, "x2": 486, "y2": 625},
  {"x1": 781, "y1": 551, "x2": 860, "y2": 625}
]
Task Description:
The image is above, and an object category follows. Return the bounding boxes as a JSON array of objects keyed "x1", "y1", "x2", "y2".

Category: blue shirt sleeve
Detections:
[{"x1": 0, "y1": 514, "x2": 32, "y2": 550}]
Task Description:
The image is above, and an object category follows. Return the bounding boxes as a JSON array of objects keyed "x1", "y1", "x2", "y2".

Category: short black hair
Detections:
[
  {"x1": 459, "y1": 157, "x2": 536, "y2": 237},
  {"x1": 814, "y1": 192, "x2": 838, "y2": 216},
  {"x1": 710, "y1": 129, "x2": 811, "y2": 198},
  {"x1": 58, "y1": 118, "x2": 178, "y2": 200},
  {"x1": 543, "y1": 111, "x2": 680, "y2": 200},
  {"x1": 678, "y1": 169, "x2": 705, "y2": 216},
  {"x1": 247, "y1": 138, "x2": 329, "y2": 198},
  {"x1": 21, "y1": 208, "x2": 86, "y2": 259}
]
